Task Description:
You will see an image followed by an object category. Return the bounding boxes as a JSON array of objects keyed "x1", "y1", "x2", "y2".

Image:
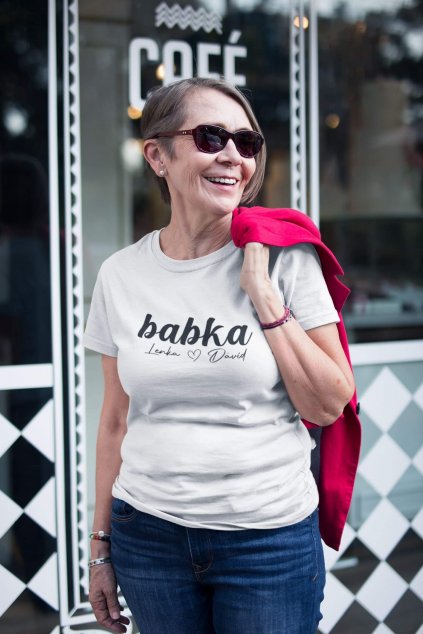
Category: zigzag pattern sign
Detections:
[{"x1": 155, "y1": 2, "x2": 223, "y2": 34}]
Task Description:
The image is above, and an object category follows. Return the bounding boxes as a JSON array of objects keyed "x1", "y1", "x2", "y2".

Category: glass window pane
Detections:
[
  {"x1": 318, "y1": 0, "x2": 423, "y2": 343},
  {"x1": 0, "y1": 2, "x2": 51, "y2": 366}
]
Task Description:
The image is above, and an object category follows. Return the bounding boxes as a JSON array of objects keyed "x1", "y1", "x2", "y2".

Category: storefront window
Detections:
[
  {"x1": 0, "y1": 2, "x2": 57, "y2": 633},
  {"x1": 0, "y1": 1, "x2": 51, "y2": 367},
  {"x1": 316, "y1": 5, "x2": 423, "y2": 633},
  {"x1": 318, "y1": 0, "x2": 423, "y2": 342}
]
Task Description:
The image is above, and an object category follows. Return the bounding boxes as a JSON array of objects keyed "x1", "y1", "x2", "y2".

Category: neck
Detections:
[{"x1": 159, "y1": 214, "x2": 233, "y2": 260}]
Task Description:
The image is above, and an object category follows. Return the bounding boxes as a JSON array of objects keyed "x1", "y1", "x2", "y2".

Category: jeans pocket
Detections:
[{"x1": 111, "y1": 497, "x2": 138, "y2": 523}]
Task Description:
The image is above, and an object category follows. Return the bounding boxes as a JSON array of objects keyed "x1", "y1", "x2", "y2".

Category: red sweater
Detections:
[{"x1": 231, "y1": 206, "x2": 361, "y2": 551}]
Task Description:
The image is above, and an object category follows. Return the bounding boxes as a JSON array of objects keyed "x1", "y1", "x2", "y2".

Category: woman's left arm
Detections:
[{"x1": 241, "y1": 242, "x2": 355, "y2": 427}]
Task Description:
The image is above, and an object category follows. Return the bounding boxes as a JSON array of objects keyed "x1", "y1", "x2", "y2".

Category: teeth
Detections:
[{"x1": 206, "y1": 177, "x2": 237, "y2": 185}]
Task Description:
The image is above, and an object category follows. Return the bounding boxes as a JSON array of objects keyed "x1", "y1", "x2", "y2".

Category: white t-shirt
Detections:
[{"x1": 84, "y1": 230, "x2": 339, "y2": 530}]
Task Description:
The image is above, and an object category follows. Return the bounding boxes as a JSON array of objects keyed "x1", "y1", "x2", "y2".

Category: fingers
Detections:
[
  {"x1": 89, "y1": 564, "x2": 130, "y2": 633},
  {"x1": 106, "y1": 591, "x2": 131, "y2": 630},
  {"x1": 244, "y1": 241, "x2": 263, "y2": 248},
  {"x1": 91, "y1": 600, "x2": 129, "y2": 632},
  {"x1": 243, "y1": 242, "x2": 269, "y2": 270},
  {"x1": 90, "y1": 597, "x2": 128, "y2": 632},
  {"x1": 240, "y1": 242, "x2": 271, "y2": 294}
]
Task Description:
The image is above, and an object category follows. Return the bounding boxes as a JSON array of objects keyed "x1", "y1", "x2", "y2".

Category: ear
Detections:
[{"x1": 143, "y1": 140, "x2": 166, "y2": 176}]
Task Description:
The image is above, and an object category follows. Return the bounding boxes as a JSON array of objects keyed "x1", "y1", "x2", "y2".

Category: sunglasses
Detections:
[{"x1": 153, "y1": 124, "x2": 264, "y2": 158}]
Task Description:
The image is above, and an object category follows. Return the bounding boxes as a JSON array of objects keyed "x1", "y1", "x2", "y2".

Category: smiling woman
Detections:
[
  {"x1": 83, "y1": 76, "x2": 357, "y2": 634},
  {"x1": 141, "y1": 83, "x2": 262, "y2": 259}
]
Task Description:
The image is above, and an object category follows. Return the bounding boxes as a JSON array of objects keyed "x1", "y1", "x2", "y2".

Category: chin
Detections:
[
  {"x1": 214, "y1": 202, "x2": 239, "y2": 216},
  {"x1": 215, "y1": 194, "x2": 243, "y2": 212},
  {"x1": 198, "y1": 190, "x2": 244, "y2": 218}
]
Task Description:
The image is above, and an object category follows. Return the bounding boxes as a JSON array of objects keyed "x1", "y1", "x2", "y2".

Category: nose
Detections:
[{"x1": 217, "y1": 138, "x2": 242, "y2": 164}]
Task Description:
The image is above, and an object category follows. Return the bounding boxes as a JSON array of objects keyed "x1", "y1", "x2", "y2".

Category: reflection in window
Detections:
[{"x1": 318, "y1": 0, "x2": 423, "y2": 342}]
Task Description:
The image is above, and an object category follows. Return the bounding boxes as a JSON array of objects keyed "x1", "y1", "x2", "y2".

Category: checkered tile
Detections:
[
  {"x1": 0, "y1": 393, "x2": 59, "y2": 629},
  {"x1": 319, "y1": 361, "x2": 423, "y2": 633}
]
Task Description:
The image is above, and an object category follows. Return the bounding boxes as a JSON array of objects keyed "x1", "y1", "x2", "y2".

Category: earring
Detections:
[{"x1": 159, "y1": 169, "x2": 165, "y2": 177}]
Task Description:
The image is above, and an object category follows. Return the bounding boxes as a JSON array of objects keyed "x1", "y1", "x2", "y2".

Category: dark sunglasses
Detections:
[{"x1": 153, "y1": 124, "x2": 264, "y2": 158}]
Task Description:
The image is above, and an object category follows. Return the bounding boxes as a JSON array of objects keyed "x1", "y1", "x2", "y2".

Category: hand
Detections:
[
  {"x1": 240, "y1": 242, "x2": 273, "y2": 303},
  {"x1": 89, "y1": 563, "x2": 131, "y2": 633}
]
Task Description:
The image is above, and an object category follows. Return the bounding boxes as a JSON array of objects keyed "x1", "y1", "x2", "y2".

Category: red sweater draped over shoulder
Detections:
[{"x1": 231, "y1": 206, "x2": 361, "y2": 551}]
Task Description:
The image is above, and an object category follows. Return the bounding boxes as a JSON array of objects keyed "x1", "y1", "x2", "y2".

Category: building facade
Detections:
[{"x1": 0, "y1": 1, "x2": 422, "y2": 632}]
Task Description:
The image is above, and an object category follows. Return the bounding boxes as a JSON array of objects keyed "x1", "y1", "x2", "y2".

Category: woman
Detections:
[{"x1": 84, "y1": 77, "x2": 355, "y2": 634}]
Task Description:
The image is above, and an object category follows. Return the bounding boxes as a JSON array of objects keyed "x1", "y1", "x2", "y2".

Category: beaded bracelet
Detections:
[
  {"x1": 88, "y1": 556, "x2": 112, "y2": 569},
  {"x1": 260, "y1": 306, "x2": 294, "y2": 330},
  {"x1": 89, "y1": 530, "x2": 111, "y2": 542}
]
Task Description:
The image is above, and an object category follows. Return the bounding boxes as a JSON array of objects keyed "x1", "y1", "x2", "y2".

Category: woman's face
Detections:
[{"x1": 163, "y1": 88, "x2": 257, "y2": 220}]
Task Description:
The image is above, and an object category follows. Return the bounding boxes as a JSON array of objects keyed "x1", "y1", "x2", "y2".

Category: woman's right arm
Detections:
[{"x1": 89, "y1": 354, "x2": 131, "y2": 633}]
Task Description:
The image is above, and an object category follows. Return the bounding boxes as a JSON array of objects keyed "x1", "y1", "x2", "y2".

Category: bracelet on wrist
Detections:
[
  {"x1": 88, "y1": 556, "x2": 112, "y2": 569},
  {"x1": 260, "y1": 306, "x2": 294, "y2": 330},
  {"x1": 89, "y1": 530, "x2": 111, "y2": 542}
]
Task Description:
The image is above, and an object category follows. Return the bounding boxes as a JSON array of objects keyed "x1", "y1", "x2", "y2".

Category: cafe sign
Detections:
[{"x1": 129, "y1": 2, "x2": 248, "y2": 110}]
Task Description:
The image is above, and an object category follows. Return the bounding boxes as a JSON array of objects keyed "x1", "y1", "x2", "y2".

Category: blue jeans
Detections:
[{"x1": 111, "y1": 499, "x2": 325, "y2": 634}]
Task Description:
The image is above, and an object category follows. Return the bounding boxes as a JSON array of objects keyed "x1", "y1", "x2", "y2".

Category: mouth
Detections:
[{"x1": 204, "y1": 176, "x2": 238, "y2": 186}]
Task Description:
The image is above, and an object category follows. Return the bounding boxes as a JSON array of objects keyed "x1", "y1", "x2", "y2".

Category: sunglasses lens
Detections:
[
  {"x1": 235, "y1": 131, "x2": 263, "y2": 158},
  {"x1": 194, "y1": 126, "x2": 263, "y2": 157},
  {"x1": 195, "y1": 126, "x2": 227, "y2": 153}
]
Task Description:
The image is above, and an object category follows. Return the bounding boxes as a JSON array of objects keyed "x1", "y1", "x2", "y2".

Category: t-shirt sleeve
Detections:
[
  {"x1": 273, "y1": 243, "x2": 340, "y2": 331},
  {"x1": 83, "y1": 265, "x2": 118, "y2": 357}
]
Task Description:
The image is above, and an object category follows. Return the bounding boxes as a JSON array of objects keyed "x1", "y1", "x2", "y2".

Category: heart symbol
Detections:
[{"x1": 188, "y1": 349, "x2": 201, "y2": 361}]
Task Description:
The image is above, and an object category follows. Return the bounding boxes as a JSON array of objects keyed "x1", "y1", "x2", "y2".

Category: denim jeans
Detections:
[{"x1": 111, "y1": 499, "x2": 325, "y2": 634}]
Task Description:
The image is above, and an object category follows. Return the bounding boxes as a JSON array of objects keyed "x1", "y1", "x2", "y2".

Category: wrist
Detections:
[
  {"x1": 90, "y1": 541, "x2": 111, "y2": 558},
  {"x1": 260, "y1": 306, "x2": 294, "y2": 330},
  {"x1": 89, "y1": 530, "x2": 111, "y2": 558},
  {"x1": 250, "y1": 285, "x2": 285, "y2": 322}
]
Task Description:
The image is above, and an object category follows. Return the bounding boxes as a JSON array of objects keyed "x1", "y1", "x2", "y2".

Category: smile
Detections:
[{"x1": 205, "y1": 177, "x2": 237, "y2": 185}]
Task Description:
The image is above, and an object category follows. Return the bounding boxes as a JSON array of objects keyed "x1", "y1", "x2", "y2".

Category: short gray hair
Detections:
[{"x1": 141, "y1": 77, "x2": 266, "y2": 205}]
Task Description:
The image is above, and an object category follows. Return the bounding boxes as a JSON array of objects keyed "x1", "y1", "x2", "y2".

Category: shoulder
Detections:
[
  {"x1": 270, "y1": 242, "x2": 321, "y2": 270},
  {"x1": 280, "y1": 242, "x2": 319, "y2": 258},
  {"x1": 100, "y1": 231, "x2": 154, "y2": 277}
]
